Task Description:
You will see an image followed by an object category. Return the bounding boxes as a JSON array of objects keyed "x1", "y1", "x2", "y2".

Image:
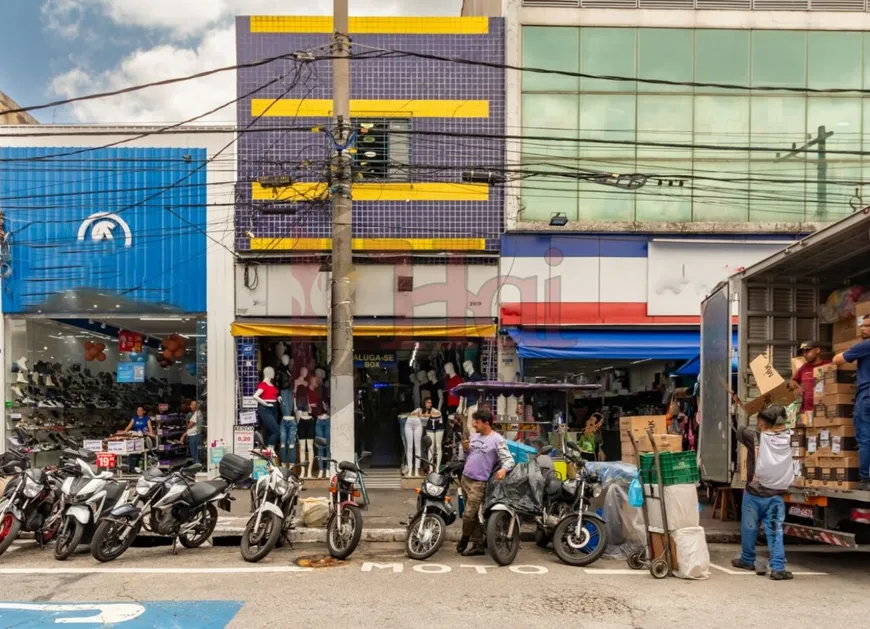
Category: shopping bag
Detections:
[
  {"x1": 628, "y1": 477, "x2": 644, "y2": 508},
  {"x1": 300, "y1": 497, "x2": 330, "y2": 527}
]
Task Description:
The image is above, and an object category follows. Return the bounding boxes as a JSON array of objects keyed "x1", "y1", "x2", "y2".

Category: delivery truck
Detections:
[{"x1": 698, "y1": 208, "x2": 870, "y2": 548}]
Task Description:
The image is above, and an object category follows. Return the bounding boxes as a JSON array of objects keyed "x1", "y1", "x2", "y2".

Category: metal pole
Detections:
[
  {"x1": 330, "y1": 0, "x2": 355, "y2": 465},
  {"x1": 817, "y1": 125, "x2": 828, "y2": 221}
]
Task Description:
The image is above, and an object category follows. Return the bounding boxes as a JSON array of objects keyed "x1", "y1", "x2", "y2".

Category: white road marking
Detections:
[
  {"x1": 0, "y1": 603, "x2": 145, "y2": 624},
  {"x1": 710, "y1": 563, "x2": 828, "y2": 576},
  {"x1": 0, "y1": 567, "x2": 313, "y2": 575},
  {"x1": 582, "y1": 568, "x2": 648, "y2": 575}
]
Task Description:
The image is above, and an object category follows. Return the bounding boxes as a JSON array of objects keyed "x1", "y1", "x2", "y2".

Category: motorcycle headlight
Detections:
[
  {"x1": 423, "y1": 482, "x2": 446, "y2": 498},
  {"x1": 136, "y1": 477, "x2": 151, "y2": 496},
  {"x1": 23, "y1": 477, "x2": 42, "y2": 498},
  {"x1": 275, "y1": 476, "x2": 290, "y2": 497},
  {"x1": 342, "y1": 471, "x2": 358, "y2": 485},
  {"x1": 591, "y1": 483, "x2": 602, "y2": 499}
]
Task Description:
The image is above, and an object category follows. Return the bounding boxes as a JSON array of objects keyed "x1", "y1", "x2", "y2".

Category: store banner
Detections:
[
  {"x1": 118, "y1": 330, "x2": 143, "y2": 353},
  {"x1": 233, "y1": 425, "x2": 255, "y2": 456},
  {"x1": 117, "y1": 363, "x2": 145, "y2": 383},
  {"x1": 353, "y1": 352, "x2": 397, "y2": 368}
]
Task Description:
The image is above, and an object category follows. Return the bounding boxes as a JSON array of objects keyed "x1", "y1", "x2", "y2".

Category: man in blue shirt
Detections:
[{"x1": 833, "y1": 317, "x2": 870, "y2": 490}]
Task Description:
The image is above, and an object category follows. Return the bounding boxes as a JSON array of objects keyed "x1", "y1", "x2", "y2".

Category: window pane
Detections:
[
  {"x1": 522, "y1": 26, "x2": 580, "y2": 92},
  {"x1": 749, "y1": 159, "x2": 806, "y2": 222},
  {"x1": 580, "y1": 28, "x2": 636, "y2": 92},
  {"x1": 752, "y1": 31, "x2": 806, "y2": 89},
  {"x1": 749, "y1": 97, "x2": 807, "y2": 159},
  {"x1": 638, "y1": 29, "x2": 693, "y2": 93},
  {"x1": 694, "y1": 30, "x2": 750, "y2": 92},
  {"x1": 808, "y1": 32, "x2": 861, "y2": 90},
  {"x1": 806, "y1": 97, "x2": 861, "y2": 221},
  {"x1": 693, "y1": 95, "x2": 749, "y2": 159},
  {"x1": 578, "y1": 94, "x2": 636, "y2": 167},
  {"x1": 521, "y1": 94, "x2": 579, "y2": 162},
  {"x1": 636, "y1": 161, "x2": 693, "y2": 222},
  {"x1": 577, "y1": 177, "x2": 636, "y2": 222},
  {"x1": 521, "y1": 170, "x2": 578, "y2": 222},
  {"x1": 637, "y1": 95, "x2": 693, "y2": 161},
  {"x1": 691, "y1": 174, "x2": 750, "y2": 223}
]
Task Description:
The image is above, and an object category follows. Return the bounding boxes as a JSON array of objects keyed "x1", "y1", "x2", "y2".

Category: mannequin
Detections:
[
  {"x1": 294, "y1": 366, "x2": 314, "y2": 478},
  {"x1": 253, "y1": 367, "x2": 280, "y2": 449},
  {"x1": 458, "y1": 360, "x2": 484, "y2": 435},
  {"x1": 425, "y1": 370, "x2": 443, "y2": 412},
  {"x1": 315, "y1": 367, "x2": 329, "y2": 408},
  {"x1": 412, "y1": 371, "x2": 424, "y2": 409},
  {"x1": 417, "y1": 370, "x2": 431, "y2": 404},
  {"x1": 276, "y1": 354, "x2": 296, "y2": 467},
  {"x1": 405, "y1": 401, "x2": 425, "y2": 478},
  {"x1": 312, "y1": 373, "x2": 330, "y2": 479},
  {"x1": 444, "y1": 363, "x2": 462, "y2": 414},
  {"x1": 413, "y1": 397, "x2": 444, "y2": 472}
]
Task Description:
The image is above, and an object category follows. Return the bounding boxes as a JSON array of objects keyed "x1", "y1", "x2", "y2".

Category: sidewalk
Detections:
[{"x1": 209, "y1": 488, "x2": 741, "y2": 544}]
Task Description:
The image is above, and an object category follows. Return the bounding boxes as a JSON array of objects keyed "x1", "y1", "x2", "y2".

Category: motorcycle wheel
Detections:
[
  {"x1": 534, "y1": 526, "x2": 550, "y2": 549},
  {"x1": 405, "y1": 512, "x2": 446, "y2": 561},
  {"x1": 92, "y1": 516, "x2": 141, "y2": 563},
  {"x1": 54, "y1": 516, "x2": 84, "y2": 561},
  {"x1": 486, "y1": 511, "x2": 520, "y2": 566},
  {"x1": 327, "y1": 504, "x2": 363, "y2": 560},
  {"x1": 240, "y1": 512, "x2": 283, "y2": 563},
  {"x1": 179, "y1": 504, "x2": 218, "y2": 549},
  {"x1": 0, "y1": 512, "x2": 22, "y2": 557},
  {"x1": 552, "y1": 514, "x2": 607, "y2": 567},
  {"x1": 37, "y1": 501, "x2": 63, "y2": 545}
]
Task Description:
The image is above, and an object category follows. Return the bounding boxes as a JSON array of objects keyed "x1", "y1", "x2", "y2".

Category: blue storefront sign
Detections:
[
  {"x1": 0, "y1": 147, "x2": 208, "y2": 314},
  {"x1": 0, "y1": 601, "x2": 243, "y2": 628},
  {"x1": 117, "y1": 363, "x2": 145, "y2": 383}
]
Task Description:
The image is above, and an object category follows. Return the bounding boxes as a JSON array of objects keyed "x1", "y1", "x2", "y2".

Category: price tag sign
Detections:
[
  {"x1": 96, "y1": 452, "x2": 117, "y2": 468},
  {"x1": 807, "y1": 436, "x2": 817, "y2": 454},
  {"x1": 832, "y1": 435, "x2": 842, "y2": 455},
  {"x1": 238, "y1": 410, "x2": 257, "y2": 425}
]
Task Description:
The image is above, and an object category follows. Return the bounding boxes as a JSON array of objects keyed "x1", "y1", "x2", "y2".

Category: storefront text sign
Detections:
[
  {"x1": 353, "y1": 352, "x2": 397, "y2": 369},
  {"x1": 233, "y1": 425, "x2": 255, "y2": 456},
  {"x1": 238, "y1": 410, "x2": 257, "y2": 425}
]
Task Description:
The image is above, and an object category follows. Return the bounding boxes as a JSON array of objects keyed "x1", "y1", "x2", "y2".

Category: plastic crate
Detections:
[
  {"x1": 506, "y1": 440, "x2": 538, "y2": 464},
  {"x1": 639, "y1": 451, "x2": 699, "y2": 486}
]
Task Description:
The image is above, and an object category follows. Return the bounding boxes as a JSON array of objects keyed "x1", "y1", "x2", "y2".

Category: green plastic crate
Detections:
[{"x1": 639, "y1": 451, "x2": 699, "y2": 486}]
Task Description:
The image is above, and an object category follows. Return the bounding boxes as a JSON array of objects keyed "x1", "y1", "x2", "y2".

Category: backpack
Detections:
[{"x1": 755, "y1": 430, "x2": 795, "y2": 491}]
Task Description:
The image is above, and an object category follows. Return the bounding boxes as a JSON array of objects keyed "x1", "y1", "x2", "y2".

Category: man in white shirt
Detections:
[{"x1": 181, "y1": 400, "x2": 203, "y2": 463}]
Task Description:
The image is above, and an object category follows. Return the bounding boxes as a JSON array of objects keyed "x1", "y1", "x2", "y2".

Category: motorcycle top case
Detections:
[
  {"x1": 484, "y1": 460, "x2": 546, "y2": 516},
  {"x1": 219, "y1": 453, "x2": 253, "y2": 482}
]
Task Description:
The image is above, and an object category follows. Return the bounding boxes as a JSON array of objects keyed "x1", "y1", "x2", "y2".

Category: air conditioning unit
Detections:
[{"x1": 522, "y1": 0, "x2": 582, "y2": 7}]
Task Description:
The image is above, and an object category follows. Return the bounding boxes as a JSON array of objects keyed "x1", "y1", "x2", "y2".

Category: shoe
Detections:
[
  {"x1": 17, "y1": 373, "x2": 28, "y2": 384},
  {"x1": 11, "y1": 385, "x2": 24, "y2": 398},
  {"x1": 44, "y1": 375, "x2": 55, "y2": 387},
  {"x1": 770, "y1": 570, "x2": 794, "y2": 581},
  {"x1": 15, "y1": 357, "x2": 28, "y2": 373},
  {"x1": 456, "y1": 536, "x2": 470, "y2": 554},
  {"x1": 731, "y1": 558, "x2": 755, "y2": 571},
  {"x1": 461, "y1": 546, "x2": 486, "y2": 557}
]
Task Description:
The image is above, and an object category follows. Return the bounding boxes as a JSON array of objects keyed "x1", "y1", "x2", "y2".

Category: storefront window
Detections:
[{"x1": 520, "y1": 26, "x2": 870, "y2": 224}]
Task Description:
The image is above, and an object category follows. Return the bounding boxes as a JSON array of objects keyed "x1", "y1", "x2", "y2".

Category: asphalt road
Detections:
[{"x1": 0, "y1": 540, "x2": 866, "y2": 628}]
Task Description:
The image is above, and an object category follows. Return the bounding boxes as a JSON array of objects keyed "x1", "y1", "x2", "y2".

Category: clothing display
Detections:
[
  {"x1": 445, "y1": 374, "x2": 462, "y2": 407},
  {"x1": 257, "y1": 381, "x2": 279, "y2": 402},
  {"x1": 421, "y1": 381, "x2": 437, "y2": 405},
  {"x1": 315, "y1": 417, "x2": 331, "y2": 473},
  {"x1": 280, "y1": 419, "x2": 297, "y2": 464},
  {"x1": 463, "y1": 371, "x2": 484, "y2": 407},
  {"x1": 280, "y1": 389, "x2": 294, "y2": 418},
  {"x1": 405, "y1": 415, "x2": 423, "y2": 475},
  {"x1": 297, "y1": 417, "x2": 315, "y2": 440},
  {"x1": 295, "y1": 382, "x2": 310, "y2": 411},
  {"x1": 258, "y1": 405, "x2": 280, "y2": 447}
]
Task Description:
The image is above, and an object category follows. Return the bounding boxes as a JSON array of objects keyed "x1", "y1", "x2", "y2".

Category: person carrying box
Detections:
[
  {"x1": 732, "y1": 404, "x2": 795, "y2": 581},
  {"x1": 833, "y1": 317, "x2": 870, "y2": 490}
]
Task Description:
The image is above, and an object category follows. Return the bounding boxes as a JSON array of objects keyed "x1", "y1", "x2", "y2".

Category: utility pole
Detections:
[
  {"x1": 330, "y1": 0, "x2": 355, "y2": 464},
  {"x1": 776, "y1": 125, "x2": 833, "y2": 221}
]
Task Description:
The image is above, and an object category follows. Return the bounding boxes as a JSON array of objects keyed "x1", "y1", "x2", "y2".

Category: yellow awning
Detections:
[{"x1": 230, "y1": 321, "x2": 497, "y2": 338}]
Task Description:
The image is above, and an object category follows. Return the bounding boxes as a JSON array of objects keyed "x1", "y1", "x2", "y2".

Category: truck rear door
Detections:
[{"x1": 698, "y1": 281, "x2": 732, "y2": 483}]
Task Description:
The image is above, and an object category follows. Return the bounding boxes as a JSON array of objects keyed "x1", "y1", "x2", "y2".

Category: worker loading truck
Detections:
[{"x1": 698, "y1": 209, "x2": 870, "y2": 549}]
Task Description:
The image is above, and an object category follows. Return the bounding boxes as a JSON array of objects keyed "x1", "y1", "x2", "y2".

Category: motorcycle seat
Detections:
[
  {"x1": 188, "y1": 479, "x2": 228, "y2": 505},
  {"x1": 338, "y1": 461, "x2": 361, "y2": 473}
]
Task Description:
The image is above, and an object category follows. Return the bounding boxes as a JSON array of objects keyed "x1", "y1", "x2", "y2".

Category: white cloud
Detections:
[{"x1": 48, "y1": 0, "x2": 464, "y2": 123}]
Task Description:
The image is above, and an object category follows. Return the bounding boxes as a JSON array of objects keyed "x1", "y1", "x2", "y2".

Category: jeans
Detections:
[
  {"x1": 258, "y1": 405, "x2": 280, "y2": 448},
  {"x1": 280, "y1": 419, "x2": 297, "y2": 465},
  {"x1": 853, "y1": 391, "x2": 870, "y2": 481},
  {"x1": 740, "y1": 492, "x2": 786, "y2": 572},
  {"x1": 315, "y1": 418, "x2": 331, "y2": 472},
  {"x1": 398, "y1": 415, "x2": 408, "y2": 453},
  {"x1": 188, "y1": 434, "x2": 200, "y2": 463},
  {"x1": 280, "y1": 389, "x2": 294, "y2": 419},
  {"x1": 405, "y1": 416, "x2": 423, "y2": 472}
]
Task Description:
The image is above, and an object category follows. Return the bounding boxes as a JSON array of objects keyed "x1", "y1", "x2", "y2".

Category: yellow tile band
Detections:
[
  {"x1": 252, "y1": 181, "x2": 490, "y2": 202},
  {"x1": 251, "y1": 99, "x2": 489, "y2": 118},
  {"x1": 249, "y1": 237, "x2": 487, "y2": 251},
  {"x1": 249, "y1": 16, "x2": 489, "y2": 34}
]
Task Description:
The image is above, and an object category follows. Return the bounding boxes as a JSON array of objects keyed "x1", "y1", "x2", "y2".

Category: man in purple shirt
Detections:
[
  {"x1": 456, "y1": 409, "x2": 514, "y2": 557},
  {"x1": 834, "y1": 316, "x2": 870, "y2": 489}
]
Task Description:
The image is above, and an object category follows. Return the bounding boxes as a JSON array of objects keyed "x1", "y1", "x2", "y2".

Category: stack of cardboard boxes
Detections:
[
  {"x1": 619, "y1": 415, "x2": 677, "y2": 464},
  {"x1": 798, "y1": 305, "x2": 867, "y2": 491}
]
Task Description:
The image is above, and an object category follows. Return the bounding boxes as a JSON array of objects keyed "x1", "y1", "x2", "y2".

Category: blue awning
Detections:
[
  {"x1": 507, "y1": 327, "x2": 704, "y2": 361},
  {"x1": 675, "y1": 338, "x2": 739, "y2": 376}
]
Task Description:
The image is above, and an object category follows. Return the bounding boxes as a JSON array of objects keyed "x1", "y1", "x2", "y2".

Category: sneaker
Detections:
[
  {"x1": 11, "y1": 385, "x2": 24, "y2": 398},
  {"x1": 461, "y1": 546, "x2": 486, "y2": 557},
  {"x1": 731, "y1": 558, "x2": 755, "y2": 571},
  {"x1": 456, "y1": 536, "x2": 470, "y2": 554},
  {"x1": 16, "y1": 372, "x2": 29, "y2": 384},
  {"x1": 15, "y1": 357, "x2": 28, "y2": 373},
  {"x1": 770, "y1": 570, "x2": 794, "y2": 581}
]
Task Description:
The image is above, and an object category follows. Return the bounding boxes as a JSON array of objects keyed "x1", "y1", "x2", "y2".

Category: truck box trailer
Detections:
[{"x1": 698, "y1": 209, "x2": 870, "y2": 549}]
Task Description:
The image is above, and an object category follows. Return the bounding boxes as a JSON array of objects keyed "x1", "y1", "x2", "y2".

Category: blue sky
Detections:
[{"x1": 0, "y1": 0, "x2": 463, "y2": 124}]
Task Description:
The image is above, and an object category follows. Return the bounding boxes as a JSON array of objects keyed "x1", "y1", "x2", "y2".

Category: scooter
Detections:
[
  {"x1": 315, "y1": 436, "x2": 370, "y2": 560},
  {"x1": 404, "y1": 437, "x2": 464, "y2": 560},
  {"x1": 53, "y1": 458, "x2": 127, "y2": 560},
  {"x1": 534, "y1": 440, "x2": 607, "y2": 567},
  {"x1": 240, "y1": 435, "x2": 303, "y2": 563}
]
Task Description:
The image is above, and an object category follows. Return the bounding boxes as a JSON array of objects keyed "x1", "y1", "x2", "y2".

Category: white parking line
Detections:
[
  {"x1": 710, "y1": 563, "x2": 828, "y2": 576},
  {"x1": 582, "y1": 569, "x2": 646, "y2": 575},
  {"x1": 0, "y1": 567, "x2": 314, "y2": 575}
]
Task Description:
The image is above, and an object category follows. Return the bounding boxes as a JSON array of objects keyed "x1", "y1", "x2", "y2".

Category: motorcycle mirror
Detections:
[
  {"x1": 314, "y1": 437, "x2": 328, "y2": 447},
  {"x1": 360, "y1": 451, "x2": 372, "y2": 460},
  {"x1": 566, "y1": 440, "x2": 580, "y2": 452},
  {"x1": 540, "y1": 445, "x2": 555, "y2": 455}
]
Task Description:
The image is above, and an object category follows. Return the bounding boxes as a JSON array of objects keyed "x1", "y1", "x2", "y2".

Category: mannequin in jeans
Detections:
[
  {"x1": 276, "y1": 354, "x2": 296, "y2": 467},
  {"x1": 294, "y1": 367, "x2": 314, "y2": 478},
  {"x1": 405, "y1": 398, "x2": 424, "y2": 477},
  {"x1": 253, "y1": 367, "x2": 280, "y2": 449}
]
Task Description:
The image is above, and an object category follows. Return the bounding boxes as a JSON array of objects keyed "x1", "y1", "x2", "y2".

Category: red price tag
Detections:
[{"x1": 97, "y1": 452, "x2": 117, "y2": 468}]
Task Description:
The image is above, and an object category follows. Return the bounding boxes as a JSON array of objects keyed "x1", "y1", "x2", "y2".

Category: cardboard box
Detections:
[
  {"x1": 790, "y1": 428, "x2": 806, "y2": 448},
  {"x1": 808, "y1": 426, "x2": 857, "y2": 457},
  {"x1": 796, "y1": 412, "x2": 814, "y2": 428},
  {"x1": 738, "y1": 446, "x2": 747, "y2": 482},
  {"x1": 636, "y1": 433, "x2": 683, "y2": 453},
  {"x1": 813, "y1": 414, "x2": 854, "y2": 429},
  {"x1": 619, "y1": 416, "x2": 668, "y2": 441},
  {"x1": 814, "y1": 393, "x2": 855, "y2": 420},
  {"x1": 819, "y1": 455, "x2": 860, "y2": 488},
  {"x1": 791, "y1": 356, "x2": 806, "y2": 376},
  {"x1": 743, "y1": 355, "x2": 801, "y2": 416},
  {"x1": 834, "y1": 338, "x2": 862, "y2": 356},
  {"x1": 649, "y1": 530, "x2": 679, "y2": 572},
  {"x1": 833, "y1": 318, "x2": 859, "y2": 345},
  {"x1": 814, "y1": 364, "x2": 857, "y2": 396}
]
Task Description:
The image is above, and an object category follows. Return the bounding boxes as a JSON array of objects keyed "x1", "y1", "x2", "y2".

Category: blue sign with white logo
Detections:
[
  {"x1": 117, "y1": 362, "x2": 145, "y2": 383},
  {"x1": 0, "y1": 601, "x2": 242, "y2": 627},
  {"x1": 0, "y1": 147, "x2": 208, "y2": 314}
]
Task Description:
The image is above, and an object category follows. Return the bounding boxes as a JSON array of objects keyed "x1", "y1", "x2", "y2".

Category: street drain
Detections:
[{"x1": 297, "y1": 554, "x2": 343, "y2": 568}]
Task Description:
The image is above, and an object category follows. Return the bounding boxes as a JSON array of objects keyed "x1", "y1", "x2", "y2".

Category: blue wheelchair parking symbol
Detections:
[{"x1": 0, "y1": 601, "x2": 243, "y2": 627}]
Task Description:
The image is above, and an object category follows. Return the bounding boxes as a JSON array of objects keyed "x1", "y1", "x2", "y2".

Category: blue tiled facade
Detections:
[{"x1": 234, "y1": 17, "x2": 506, "y2": 252}]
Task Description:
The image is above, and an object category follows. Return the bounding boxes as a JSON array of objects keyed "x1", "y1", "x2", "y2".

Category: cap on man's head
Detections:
[
  {"x1": 758, "y1": 404, "x2": 787, "y2": 426},
  {"x1": 799, "y1": 340, "x2": 820, "y2": 353}
]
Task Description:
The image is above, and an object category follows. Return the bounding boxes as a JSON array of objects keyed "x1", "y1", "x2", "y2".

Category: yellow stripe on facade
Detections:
[
  {"x1": 230, "y1": 321, "x2": 497, "y2": 338},
  {"x1": 251, "y1": 99, "x2": 489, "y2": 118},
  {"x1": 252, "y1": 182, "x2": 489, "y2": 202},
  {"x1": 249, "y1": 16, "x2": 489, "y2": 34},
  {"x1": 248, "y1": 237, "x2": 487, "y2": 251}
]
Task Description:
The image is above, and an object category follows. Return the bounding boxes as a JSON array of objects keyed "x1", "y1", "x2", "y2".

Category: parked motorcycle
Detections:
[
  {"x1": 53, "y1": 458, "x2": 127, "y2": 560},
  {"x1": 240, "y1": 437, "x2": 303, "y2": 563},
  {"x1": 315, "y1": 436, "x2": 370, "y2": 560},
  {"x1": 404, "y1": 457, "x2": 464, "y2": 561},
  {"x1": 534, "y1": 440, "x2": 607, "y2": 567},
  {"x1": 90, "y1": 455, "x2": 249, "y2": 562}
]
